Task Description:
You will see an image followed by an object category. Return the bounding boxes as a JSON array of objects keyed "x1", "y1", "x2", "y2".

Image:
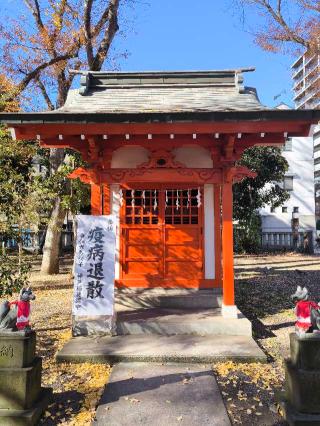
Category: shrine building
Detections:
[{"x1": 1, "y1": 69, "x2": 320, "y2": 319}]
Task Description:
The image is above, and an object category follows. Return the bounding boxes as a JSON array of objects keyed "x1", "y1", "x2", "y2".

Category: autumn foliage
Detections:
[
  {"x1": 0, "y1": 0, "x2": 129, "y2": 109},
  {"x1": 237, "y1": 0, "x2": 319, "y2": 56}
]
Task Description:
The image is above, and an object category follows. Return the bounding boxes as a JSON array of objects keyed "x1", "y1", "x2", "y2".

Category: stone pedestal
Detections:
[
  {"x1": 0, "y1": 330, "x2": 52, "y2": 426},
  {"x1": 279, "y1": 333, "x2": 320, "y2": 425}
]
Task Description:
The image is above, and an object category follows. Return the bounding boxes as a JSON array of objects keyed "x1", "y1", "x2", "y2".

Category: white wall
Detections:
[
  {"x1": 111, "y1": 146, "x2": 149, "y2": 168},
  {"x1": 111, "y1": 145, "x2": 212, "y2": 168},
  {"x1": 259, "y1": 136, "x2": 316, "y2": 232},
  {"x1": 204, "y1": 184, "x2": 215, "y2": 279},
  {"x1": 173, "y1": 146, "x2": 213, "y2": 168},
  {"x1": 110, "y1": 184, "x2": 121, "y2": 280}
]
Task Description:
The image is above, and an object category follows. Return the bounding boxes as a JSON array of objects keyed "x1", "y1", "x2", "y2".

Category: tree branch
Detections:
[
  {"x1": 298, "y1": 0, "x2": 320, "y2": 13},
  {"x1": 23, "y1": 0, "x2": 44, "y2": 30},
  {"x1": 84, "y1": 0, "x2": 95, "y2": 68},
  {"x1": 35, "y1": 76, "x2": 55, "y2": 110},
  {"x1": 4, "y1": 52, "x2": 78, "y2": 103},
  {"x1": 93, "y1": 4, "x2": 111, "y2": 37},
  {"x1": 260, "y1": 0, "x2": 310, "y2": 48},
  {"x1": 91, "y1": 0, "x2": 120, "y2": 71}
]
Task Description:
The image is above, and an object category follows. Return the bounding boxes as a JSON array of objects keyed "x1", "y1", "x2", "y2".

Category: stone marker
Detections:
[
  {"x1": 0, "y1": 330, "x2": 52, "y2": 426},
  {"x1": 279, "y1": 332, "x2": 320, "y2": 425}
]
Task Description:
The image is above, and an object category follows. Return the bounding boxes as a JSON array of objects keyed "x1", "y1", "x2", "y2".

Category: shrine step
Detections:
[
  {"x1": 115, "y1": 288, "x2": 222, "y2": 310},
  {"x1": 57, "y1": 334, "x2": 267, "y2": 364},
  {"x1": 116, "y1": 308, "x2": 252, "y2": 337}
]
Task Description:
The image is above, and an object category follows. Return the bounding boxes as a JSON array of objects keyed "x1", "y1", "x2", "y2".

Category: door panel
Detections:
[
  {"x1": 120, "y1": 187, "x2": 203, "y2": 286},
  {"x1": 126, "y1": 261, "x2": 160, "y2": 276},
  {"x1": 165, "y1": 261, "x2": 203, "y2": 279},
  {"x1": 165, "y1": 227, "x2": 199, "y2": 244},
  {"x1": 128, "y1": 229, "x2": 160, "y2": 244},
  {"x1": 127, "y1": 244, "x2": 160, "y2": 258}
]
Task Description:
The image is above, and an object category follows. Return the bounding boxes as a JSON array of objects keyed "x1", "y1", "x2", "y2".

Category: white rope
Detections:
[
  {"x1": 176, "y1": 189, "x2": 180, "y2": 211},
  {"x1": 119, "y1": 189, "x2": 124, "y2": 207},
  {"x1": 142, "y1": 190, "x2": 146, "y2": 209},
  {"x1": 197, "y1": 187, "x2": 202, "y2": 208},
  {"x1": 187, "y1": 189, "x2": 190, "y2": 208},
  {"x1": 153, "y1": 190, "x2": 158, "y2": 211}
]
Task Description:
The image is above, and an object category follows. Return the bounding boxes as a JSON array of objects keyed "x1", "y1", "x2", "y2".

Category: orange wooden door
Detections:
[
  {"x1": 121, "y1": 189, "x2": 162, "y2": 282},
  {"x1": 164, "y1": 189, "x2": 203, "y2": 283},
  {"x1": 120, "y1": 187, "x2": 203, "y2": 287}
]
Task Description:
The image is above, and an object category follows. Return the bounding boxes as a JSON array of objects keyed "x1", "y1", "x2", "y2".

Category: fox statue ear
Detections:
[
  {"x1": 297, "y1": 286, "x2": 302, "y2": 291},
  {"x1": 302, "y1": 287, "x2": 308, "y2": 292}
]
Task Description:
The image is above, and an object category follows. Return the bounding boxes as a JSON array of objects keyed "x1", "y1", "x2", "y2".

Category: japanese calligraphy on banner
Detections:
[{"x1": 73, "y1": 215, "x2": 116, "y2": 316}]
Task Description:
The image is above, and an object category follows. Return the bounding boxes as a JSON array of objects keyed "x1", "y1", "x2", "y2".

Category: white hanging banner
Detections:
[{"x1": 73, "y1": 215, "x2": 116, "y2": 316}]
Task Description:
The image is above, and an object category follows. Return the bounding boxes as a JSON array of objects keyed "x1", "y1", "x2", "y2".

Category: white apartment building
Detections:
[
  {"x1": 259, "y1": 133, "x2": 316, "y2": 248},
  {"x1": 292, "y1": 53, "x2": 320, "y2": 109},
  {"x1": 314, "y1": 125, "x2": 320, "y2": 217},
  {"x1": 258, "y1": 52, "x2": 319, "y2": 249}
]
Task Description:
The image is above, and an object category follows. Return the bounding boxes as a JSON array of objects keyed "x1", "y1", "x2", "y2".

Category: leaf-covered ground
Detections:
[
  {"x1": 1, "y1": 260, "x2": 111, "y2": 426},
  {"x1": 32, "y1": 289, "x2": 111, "y2": 426},
  {"x1": 213, "y1": 252, "x2": 320, "y2": 425},
  {"x1": 3, "y1": 252, "x2": 319, "y2": 425}
]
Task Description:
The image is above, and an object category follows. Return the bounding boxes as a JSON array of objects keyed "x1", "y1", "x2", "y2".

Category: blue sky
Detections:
[
  {"x1": 1, "y1": 0, "x2": 297, "y2": 108},
  {"x1": 114, "y1": 0, "x2": 295, "y2": 108}
]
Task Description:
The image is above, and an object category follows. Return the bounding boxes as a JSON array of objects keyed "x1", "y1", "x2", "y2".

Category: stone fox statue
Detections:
[
  {"x1": 291, "y1": 286, "x2": 320, "y2": 337},
  {"x1": 0, "y1": 287, "x2": 35, "y2": 331}
]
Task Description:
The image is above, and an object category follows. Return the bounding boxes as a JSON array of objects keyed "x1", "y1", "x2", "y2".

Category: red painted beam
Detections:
[
  {"x1": 39, "y1": 132, "x2": 288, "y2": 154},
  {"x1": 13, "y1": 120, "x2": 311, "y2": 139}
]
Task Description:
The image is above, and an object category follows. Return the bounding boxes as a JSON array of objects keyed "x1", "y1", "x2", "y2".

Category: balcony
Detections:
[
  {"x1": 295, "y1": 86, "x2": 320, "y2": 109},
  {"x1": 293, "y1": 73, "x2": 320, "y2": 100},
  {"x1": 293, "y1": 61, "x2": 319, "y2": 89},
  {"x1": 292, "y1": 55, "x2": 318, "y2": 79}
]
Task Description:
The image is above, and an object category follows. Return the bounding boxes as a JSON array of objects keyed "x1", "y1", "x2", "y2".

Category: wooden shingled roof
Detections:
[{"x1": 58, "y1": 68, "x2": 266, "y2": 114}]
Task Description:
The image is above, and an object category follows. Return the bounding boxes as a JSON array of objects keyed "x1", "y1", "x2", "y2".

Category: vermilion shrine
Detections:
[{"x1": 1, "y1": 69, "x2": 320, "y2": 319}]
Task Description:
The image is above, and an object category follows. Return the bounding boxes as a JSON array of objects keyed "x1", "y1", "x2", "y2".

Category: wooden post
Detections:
[
  {"x1": 102, "y1": 184, "x2": 111, "y2": 215},
  {"x1": 221, "y1": 181, "x2": 237, "y2": 317},
  {"x1": 91, "y1": 184, "x2": 102, "y2": 215}
]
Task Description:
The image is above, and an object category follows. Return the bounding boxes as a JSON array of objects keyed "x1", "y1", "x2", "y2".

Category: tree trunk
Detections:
[
  {"x1": 40, "y1": 196, "x2": 66, "y2": 274},
  {"x1": 40, "y1": 148, "x2": 66, "y2": 275}
]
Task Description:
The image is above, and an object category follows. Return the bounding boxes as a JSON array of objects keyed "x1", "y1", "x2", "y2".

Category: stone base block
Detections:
[
  {"x1": 116, "y1": 308, "x2": 252, "y2": 336},
  {"x1": 115, "y1": 288, "x2": 222, "y2": 310},
  {"x1": 285, "y1": 359, "x2": 320, "y2": 414},
  {"x1": 0, "y1": 387, "x2": 52, "y2": 426},
  {"x1": 72, "y1": 315, "x2": 116, "y2": 337},
  {"x1": 279, "y1": 398, "x2": 320, "y2": 426},
  {"x1": 0, "y1": 357, "x2": 42, "y2": 410},
  {"x1": 221, "y1": 304, "x2": 238, "y2": 319},
  {"x1": 0, "y1": 331, "x2": 36, "y2": 368},
  {"x1": 290, "y1": 332, "x2": 320, "y2": 370}
]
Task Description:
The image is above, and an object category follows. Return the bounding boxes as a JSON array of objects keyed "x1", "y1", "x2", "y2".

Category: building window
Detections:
[
  {"x1": 282, "y1": 206, "x2": 288, "y2": 213},
  {"x1": 283, "y1": 176, "x2": 294, "y2": 191},
  {"x1": 283, "y1": 138, "x2": 293, "y2": 151},
  {"x1": 270, "y1": 207, "x2": 275, "y2": 213},
  {"x1": 293, "y1": 206, "x2": 299, "y2": 213}
]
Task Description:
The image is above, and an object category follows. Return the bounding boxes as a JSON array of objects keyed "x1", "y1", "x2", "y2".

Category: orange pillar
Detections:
[
  {"x1": 221, "y1": 181, "x2": 237, "y2": 317},
  {"x1": 91, "y1": 184, "x2": 102, "y2": 215},
  {"x1": 102, "y1": 184, "x2": 111, "y2": 215}
]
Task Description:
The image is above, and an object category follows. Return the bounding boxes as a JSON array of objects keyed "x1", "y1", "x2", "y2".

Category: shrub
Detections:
[{"x1": 0, "y1": 255, "x2": 31, "y2": 297}]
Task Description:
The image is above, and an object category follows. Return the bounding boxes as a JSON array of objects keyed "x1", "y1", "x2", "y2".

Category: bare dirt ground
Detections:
[{"x1": 3, "y1": 252, "x2": 320, "y2": 425}]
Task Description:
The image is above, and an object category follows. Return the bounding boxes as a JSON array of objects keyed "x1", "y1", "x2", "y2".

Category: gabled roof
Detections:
[
  {"x1": 0, "y1": 69, "x2": 319, "y2": 130},
  {"x1": 58, "y1": 68, "x2": 265, "y2": 114}
]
